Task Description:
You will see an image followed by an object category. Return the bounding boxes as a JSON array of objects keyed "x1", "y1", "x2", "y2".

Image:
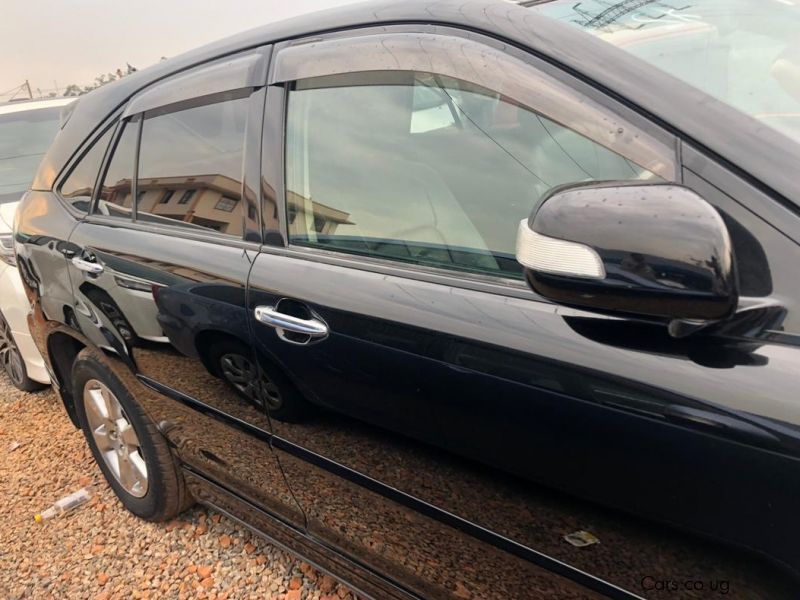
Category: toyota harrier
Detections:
[{"x1": 14, "y1": 1, "x2": 800, "y2": 598}]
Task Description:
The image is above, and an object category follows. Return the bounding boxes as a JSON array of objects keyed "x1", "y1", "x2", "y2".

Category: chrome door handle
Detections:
[
  {"x1": 71, "y1": 257, "x2": 104, "y2": 274},
  {"x1": 254, "y1": 305, "x2": 328, "y2": 338}
]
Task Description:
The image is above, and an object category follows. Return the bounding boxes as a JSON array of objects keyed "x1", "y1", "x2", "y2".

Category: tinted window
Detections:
[
  {"x1": 0, "y1": 106, "x2": 65, "y2": 204},
  {"x1": 60, "y1": 127, "x2": 114, "y2": 213},
  {"x1": 96, "y1": 120, "x2": 138, "y2": 219},
  {"x1": 286, "y1": 72, "x2": 660, "y2": 278},
  {"x1": 137, "y1": 97, "x2": 247, "y2": 235}
]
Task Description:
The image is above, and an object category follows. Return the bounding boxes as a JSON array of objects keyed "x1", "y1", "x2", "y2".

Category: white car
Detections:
[{"x1": 0, "y1": 97, "x2": 74, "y2": 391}]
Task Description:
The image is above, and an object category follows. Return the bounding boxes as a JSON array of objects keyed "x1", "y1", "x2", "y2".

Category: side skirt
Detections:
[
  {"x1": 182, "y1": 466, "x2": 419, "y2": 600},
  {"x1": 144, "y1": 374, "x2": 641, "y2": 600}
]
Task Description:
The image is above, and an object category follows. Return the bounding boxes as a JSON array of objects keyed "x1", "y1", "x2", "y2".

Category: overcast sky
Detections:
[{"x1": 0, "y1": 0, "x2": 360, "y2": 99}]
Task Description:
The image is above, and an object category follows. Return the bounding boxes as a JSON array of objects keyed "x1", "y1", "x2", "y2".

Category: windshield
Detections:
[
  {"x1": 533, "y1": 0, "x2": 800, "y2": 144},
  {"x1": 0, "y1": 106, "x2": 63, "y2": 204}
]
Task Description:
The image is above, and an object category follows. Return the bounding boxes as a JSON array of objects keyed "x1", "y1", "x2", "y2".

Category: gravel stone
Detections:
[
  {"x1": 4, "y1": 370, "x2": 793, "y2": 599},
  {"x1": 0, "y1": 373, "x2": 359, "y2": 599}
]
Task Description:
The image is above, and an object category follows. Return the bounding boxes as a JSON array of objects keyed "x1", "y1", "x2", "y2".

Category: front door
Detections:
[{"x1": 245, "y1": 28, "x2": 698, "y2": 599}]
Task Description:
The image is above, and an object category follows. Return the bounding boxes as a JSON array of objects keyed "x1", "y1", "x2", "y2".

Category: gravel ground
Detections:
[
  {"x1": 1, "y1": 369, "x2": 796, "y2": 600},
  {"x1": 0, "y1": 372, "x2": 353, "y2": 600}
]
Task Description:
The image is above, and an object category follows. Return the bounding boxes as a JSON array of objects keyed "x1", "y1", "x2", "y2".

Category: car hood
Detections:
[{"x1": 0, "y1": 201, "x2": 18, "y2": 233}]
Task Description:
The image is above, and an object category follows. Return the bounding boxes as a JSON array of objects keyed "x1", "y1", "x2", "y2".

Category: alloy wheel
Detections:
[
  {"x1": 83, "y1": 379, "x2": 148, "y2": 497},
  {"x1": 0, "y1": 315, "x2": 25, "y2": 387}
]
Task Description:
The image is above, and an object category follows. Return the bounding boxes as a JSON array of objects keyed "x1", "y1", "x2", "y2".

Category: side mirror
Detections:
[{"x1": 516, "y1": 182, "x2": 737, "y2": 321}]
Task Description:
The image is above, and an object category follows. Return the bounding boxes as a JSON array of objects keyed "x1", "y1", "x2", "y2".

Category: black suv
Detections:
[{"x1": 15, "y1": 1, "x2": 800, "y2": 598}]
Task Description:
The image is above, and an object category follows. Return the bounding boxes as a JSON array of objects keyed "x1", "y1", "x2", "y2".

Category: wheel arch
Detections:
[
  {"x1": 46, "y1": 331, "x2": 86, "y2": 427},
  {"x1": 46, "y1": 330, "x2": 125, "y2": 428}
]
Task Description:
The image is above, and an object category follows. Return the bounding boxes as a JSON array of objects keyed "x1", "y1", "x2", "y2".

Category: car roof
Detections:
[
  {"x1": 0, "y1": 97, "x2": 75, "y2": 116},
  {"x1": 34, "y1": 0, "x2": 800, "y2": 211}
]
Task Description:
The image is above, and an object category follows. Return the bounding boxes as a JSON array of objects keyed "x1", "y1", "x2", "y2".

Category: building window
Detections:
[
  {"x1": 178, "y1": 190, "x2": 193, "y2": 205},
  {"x1": 160, "y1": 190, "x2": 174, "y2": 204},
  {"x1": 215, "y1": 196, "x2": 239, "y2": 212}
]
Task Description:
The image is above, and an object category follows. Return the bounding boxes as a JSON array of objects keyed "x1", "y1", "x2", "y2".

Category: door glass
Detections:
[
  {"x1": 60, "y1": 127, "x2": 114, "y2": 213},
  {"x1": 286, "y1": 71, "x2": 661, "y2": 279},
  {"x1": 96, "y1": 120, "x2": 138, "y2": 219},
  {"x1": 137, "y1": 97, "x2": 248, "y2": 236}
]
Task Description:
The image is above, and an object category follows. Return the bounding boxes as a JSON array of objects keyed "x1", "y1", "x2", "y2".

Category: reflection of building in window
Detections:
[
  {"x1": 65, "y1": 185, "x2": 94, "y2": 199},
  {"x1": 260, "y1": 179, "x2": 280, "y2": 235},
  {"x1": 99, "y1": 173, "x2": 245, "y2": 235},
  {"x1": 97, "y1": 178, "x2": 131, "y2": 207},
  {"x1": 286, "y1": 190, "x2": 353, "y2": 236},
  {"x1": 215, "y1": 196, "x2": 238, "y2": 212}
]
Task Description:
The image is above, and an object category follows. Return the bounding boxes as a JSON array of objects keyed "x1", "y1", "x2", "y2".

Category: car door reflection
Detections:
[{"x1": 153, "y1": 282, "x2": 268, "y2": 412}]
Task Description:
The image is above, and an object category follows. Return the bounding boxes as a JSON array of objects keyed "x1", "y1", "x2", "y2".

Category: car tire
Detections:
[
  {"x1": 207, "y1": 338, "x2": 310, "y2": 422},
  {"x1": 0, "y1": 311, "x2": 47, "y2": 393},
  {"x1": 72, "y1": 349, "x2": 192, "y2": 521}
]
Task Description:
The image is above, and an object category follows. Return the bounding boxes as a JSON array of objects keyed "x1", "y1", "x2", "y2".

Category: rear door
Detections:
[{"x1": 63, "y1": 49, "x2": 303, "y2": 528}]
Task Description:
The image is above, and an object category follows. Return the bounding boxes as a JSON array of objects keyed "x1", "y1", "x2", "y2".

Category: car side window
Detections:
[
  {"x1": 59, "y1": 127, "x2": 114, "y2": 214},
  {"x1": 135, "y1": 96, "x2": 248, "y2": 236},
  {"x1": 96, "y1": 119, "x2": 139, "y2": 220},
  {"x1": 285, "y1": 71, "x2": 662, "y2": 279}
]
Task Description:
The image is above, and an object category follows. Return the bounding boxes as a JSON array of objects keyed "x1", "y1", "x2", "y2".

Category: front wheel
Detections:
[{"x1": 72, "y1": 349, "x2": 192, "y2": 520}]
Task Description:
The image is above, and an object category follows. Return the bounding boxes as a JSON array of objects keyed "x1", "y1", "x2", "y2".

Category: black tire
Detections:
[
  {"x1": 0, "y1": 311, "x2": 47, "y2": 393},
  {"x1": 72, "y1": 349, "x2": 192, "y2": 521},
  {"x1": 206, "y1": 338, "x2": 310, "y2": 422}
]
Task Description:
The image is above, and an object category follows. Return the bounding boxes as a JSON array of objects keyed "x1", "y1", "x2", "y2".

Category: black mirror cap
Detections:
[{"x1": 518, "y1": 181, "x2": 738, "y2": 321}]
